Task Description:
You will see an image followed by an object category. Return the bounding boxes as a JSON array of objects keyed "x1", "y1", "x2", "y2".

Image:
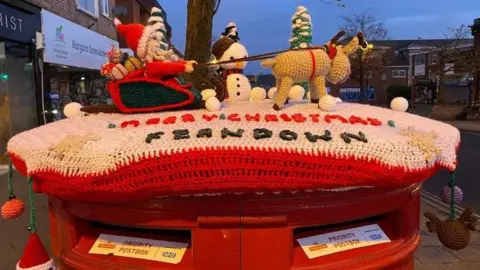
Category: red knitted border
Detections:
[
  {"x1": 9, "y1": 147, "x2": 450, "y2": 203},
  {"x1": 108, "y1": 69, "x2": 195, "y2": 113}
]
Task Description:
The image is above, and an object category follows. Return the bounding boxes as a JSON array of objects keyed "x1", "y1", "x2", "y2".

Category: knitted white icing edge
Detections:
[{"x1": 7, "y1": 101, "x2": 460, "y2": 177}]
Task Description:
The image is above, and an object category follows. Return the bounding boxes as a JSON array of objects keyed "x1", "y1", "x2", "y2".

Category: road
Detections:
[{"x1": 423, "y1": 130, "x2": 480, "y2": 211}]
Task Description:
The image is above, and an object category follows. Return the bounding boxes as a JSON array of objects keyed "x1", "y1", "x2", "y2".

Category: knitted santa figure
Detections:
[
  {"x1": 114, "y1": 18, "x2": 152, "y2": 60},
  {"x1": 114, "y1": 8, "x2": 195, "y2": 80}
]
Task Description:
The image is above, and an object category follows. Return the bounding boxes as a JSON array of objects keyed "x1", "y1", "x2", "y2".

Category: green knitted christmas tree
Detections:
[
  {"x1": 289, "y1": 6, "x2": 312, "y2": 49},
  {"x1": 289, "y1": 6, "x2": 312, "y2": 96},
  {"x1": 149, "y1": 7, "x2": 169, "y2": 51}
]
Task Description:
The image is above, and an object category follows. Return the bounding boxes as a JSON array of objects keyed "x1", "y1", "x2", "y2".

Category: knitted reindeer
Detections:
[{"x1": 261, "y1": 31, "x2": 367, "y2": 110}]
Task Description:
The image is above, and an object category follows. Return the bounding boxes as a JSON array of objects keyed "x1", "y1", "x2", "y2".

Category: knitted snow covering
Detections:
[{"x1": 7, "y1": 101, "x2": 460, "y2": 203}]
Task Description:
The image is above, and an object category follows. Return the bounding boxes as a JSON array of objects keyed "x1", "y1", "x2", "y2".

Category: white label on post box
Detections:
[
  {"x1": 297, "y1": 224, "x2": 391, "y2": 259},
  {"x1": 88, "y1": 234, "x2": 188, "y2": 264}
]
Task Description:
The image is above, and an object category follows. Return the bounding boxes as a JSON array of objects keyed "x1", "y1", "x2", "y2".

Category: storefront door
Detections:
[{"x1": 0, "y1": 40, "x2": 37, "y2": 162}]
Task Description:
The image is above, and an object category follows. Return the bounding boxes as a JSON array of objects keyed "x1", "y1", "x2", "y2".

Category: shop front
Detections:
[
  {"x1": 41, "y1": 10, "x2": 118, "y2": 122},
  {"x1": 0, "y1": 1, "x2": 41, "y2": 163}
]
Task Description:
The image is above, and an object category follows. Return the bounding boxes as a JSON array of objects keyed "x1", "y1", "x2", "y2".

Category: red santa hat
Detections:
[
  {"x1": 16, "y1": 233, "x2": 54, "y2": 270},
  {"x1": 114, "y1": 18, "x2": 153, "y2": 59}
]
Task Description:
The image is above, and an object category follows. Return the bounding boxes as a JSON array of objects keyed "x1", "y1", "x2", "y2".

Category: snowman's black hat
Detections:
[{"x1": 212, "y1": 37, "x2": 235, "y2": 59}]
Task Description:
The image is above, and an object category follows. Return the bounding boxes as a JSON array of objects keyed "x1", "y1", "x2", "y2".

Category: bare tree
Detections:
[
  {"x1": 319, "y1": 0, "x2": 346, "y2": 7},
  {"x1": 342, "y1": 10, "x2": 388, "y2": 41},
  {"x1": 421, "y1": 24, "x2": 477, "y2": 104},
  {"x1": 341, "y1": 11, "x2": 389, "y2": 101},
  {"x1": 184, "y1": 0, "x2": 216, "y2": 89}
]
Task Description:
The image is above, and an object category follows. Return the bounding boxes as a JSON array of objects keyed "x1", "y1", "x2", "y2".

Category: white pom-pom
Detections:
[
  {"x1": 288, "y1": 85, "x2": 305, "y2": 100},
  {"x1": 63, "y1": 102, "x2": 83, "y2": 118},
  {"x1": 268, "y1": 87, "x2": 278, "y2": 100},
  {"x1": 201, "y1": 89, "x2": 217, "y2": 101},
  {"x1": 335, "y1": 97, "x2": 343, "y2": 103},
  {"x1": 318, "y1": 95, "x2": 336, "y2": 112},
  {"x1": 114, "y1": 18, "x2": 122, "y2": 26},
  {"x1": 250, "y1": 87, "x2": 267, "y2": 101},
  {"x1": 205, "y1": 97, "x2": 221, "y2": 112},
  {"x1": 390, "y1": 97, "x2": 409, "y2": 112}
]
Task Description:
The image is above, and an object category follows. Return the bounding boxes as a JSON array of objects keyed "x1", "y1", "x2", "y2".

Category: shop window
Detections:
[
  {"x1": 392, "y1": 69, "x2": 406, "y2": 78},
  {"x1": 77, "y1": 0, "x2": 98, "y2": 17},
  {"x1": 0, "y1": 41, "x2": 37, "y2": 164},
  {"x1": 101, "y1": 0, "x2": 109, "y2": 17}
]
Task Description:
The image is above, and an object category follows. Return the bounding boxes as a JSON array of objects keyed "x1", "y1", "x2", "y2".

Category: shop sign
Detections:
[
  {"x1": 297, "y1": 224, "x2": 391, "y2": 259},
  {"x1": 89, "y1": 234, "x2": 188, "y2": 264},
  {"x1": 41, "y1": 10, "x2": 119, "y2": 70},
  {"x1": 0, "y1": 3, "x2": 40, "y2": 43}
]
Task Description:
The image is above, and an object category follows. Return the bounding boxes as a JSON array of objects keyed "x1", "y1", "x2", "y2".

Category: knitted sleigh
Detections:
[{"x1": 107, "y1": 67, "x2": 203, "y2": 113}]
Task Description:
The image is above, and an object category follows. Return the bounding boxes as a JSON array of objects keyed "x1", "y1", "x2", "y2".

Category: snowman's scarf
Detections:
[{"x1": 217, "y1": 67, "x2": 244, "y2": 80}]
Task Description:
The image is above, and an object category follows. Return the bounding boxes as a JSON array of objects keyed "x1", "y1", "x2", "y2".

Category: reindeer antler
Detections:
[
  {"x1": 357, "y1": 32, "x2": 368, "y2": 49},
  {"x1": 330, "y1": 30, "x2": 346, "y2": 45}
]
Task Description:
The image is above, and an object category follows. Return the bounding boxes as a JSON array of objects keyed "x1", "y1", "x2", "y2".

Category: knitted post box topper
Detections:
[
  {"x1": 7, "y1": 101, "x2": 461, "y2": 203},
  {"x1": 261, "y1": 31, "x2": 366, "y2": 110}
]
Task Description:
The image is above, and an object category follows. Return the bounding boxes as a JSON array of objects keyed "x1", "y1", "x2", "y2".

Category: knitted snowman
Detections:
[{"x1": 212, "y1": 25, "x2": 251, "y2": 102}]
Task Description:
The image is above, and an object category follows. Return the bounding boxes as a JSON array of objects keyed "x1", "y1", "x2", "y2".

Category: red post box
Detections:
[{"x1": 48, "y1": 183, "x2": 421, "y2": 270}]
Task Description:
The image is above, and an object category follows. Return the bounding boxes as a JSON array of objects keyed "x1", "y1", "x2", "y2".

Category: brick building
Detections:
[
  {"x1": 26, "y1": 0, "x2": 116, "y2": 39},
  {"x1": 329, "y1": 38, "x2": 474, "y2": 105},
  {"x1": 20, "y1": 0, "x2": 120, "y2": 124}
]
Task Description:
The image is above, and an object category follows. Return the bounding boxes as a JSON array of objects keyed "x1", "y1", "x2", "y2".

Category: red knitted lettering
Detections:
[
  {"x1": 291, "y1": 113, "x2": 307, "y2": 123},
  {"x1": 163, "y1": 116, "x2": 177, "y2": 124},
  {"x1": 120, "y1": 120, "x2": 140, "y2": 128},
  {"x1": 245, "y1": 113, "x2": 260, "y2": 122},
  {"x1": 280, "y1": 114, "x2": 292, "y2": 122},
  {"x1": 309, "y1": 114, "x2": 321, "y2": 123},
  {"x1": 265, "y1": 114, "x2": 279, "y2": 122},
  {"x1": 203, "y1": 114, "x2": 218, "y2": 121},
  {"x1": 182, "y1": 114, "x2": 195, "y2": 122},
  {"x1": 325, "y1": 114, "x2": 348, "y2": 124},
  {"x1": 227, "y1": 113, "x2": 241, "y2": 122},
  {"x1": 367, "y1": 117, "x2": 382, "y2": 126},
  {"x1": 349, "y1": 116, "x2": 369, "y2": 125},
  {"x1": 146, "y1": 118, "x2": 160, "y2": 125}
]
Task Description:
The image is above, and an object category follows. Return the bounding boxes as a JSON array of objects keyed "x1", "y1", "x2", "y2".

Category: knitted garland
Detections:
[{"x1": 7, "y1": 101, "x2": 460, "y2": 203}]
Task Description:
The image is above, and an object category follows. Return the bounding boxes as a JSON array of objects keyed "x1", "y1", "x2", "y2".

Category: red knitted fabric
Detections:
[{"x1": 10, "y1": 147, "x2": 447, "y2": 204}]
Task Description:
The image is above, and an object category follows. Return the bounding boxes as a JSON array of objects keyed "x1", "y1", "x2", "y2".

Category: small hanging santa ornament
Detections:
[
  {"x1": 17, "y1": 232, "x2": 55, "y2": 270},
  {"x1": 16, "y1": 177, "x2": 55, "y2": 269},
  {"x1": 2, "y1": 159, "x2": 55, "y2": 269}
]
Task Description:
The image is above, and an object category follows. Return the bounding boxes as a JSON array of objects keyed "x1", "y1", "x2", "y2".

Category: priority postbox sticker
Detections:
[
  {"x1": 88, "y1": 234, "x2": 188, "y2": 264},
  {"x1": 297, "y1": 224, "x2": 391, "y2": 259}
]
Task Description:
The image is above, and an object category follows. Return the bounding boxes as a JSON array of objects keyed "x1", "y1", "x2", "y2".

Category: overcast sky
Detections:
[{"x1": 160, "y1": 0, "x2": 480, "y2": 74}]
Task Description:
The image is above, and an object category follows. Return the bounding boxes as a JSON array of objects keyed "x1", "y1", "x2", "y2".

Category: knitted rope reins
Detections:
[{"x1": 194, "y1": 30, "x2": 369, "y2": 69}]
